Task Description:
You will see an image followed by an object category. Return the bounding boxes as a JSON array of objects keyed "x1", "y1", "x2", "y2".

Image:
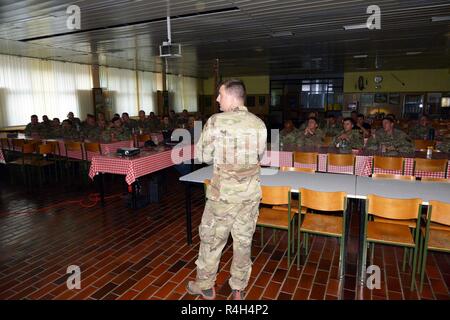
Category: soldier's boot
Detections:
[
  {"x1": 232, "y1": 289, "x2": 245, "y2": 300},
  {"x1": 186, "y1": 281, "x2": 216, "y2": 300}
]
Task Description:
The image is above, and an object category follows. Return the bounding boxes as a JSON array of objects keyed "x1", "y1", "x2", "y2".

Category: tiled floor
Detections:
[{"x1": 0, "y1": 166, "x2": 448, "y2": 300}]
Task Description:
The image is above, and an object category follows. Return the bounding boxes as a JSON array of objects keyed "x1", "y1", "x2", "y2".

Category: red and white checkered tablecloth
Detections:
[
  {"x1": 361, "y1": 156, "x2": 449, "y2": 178},
  {"x1": 261, "y1": 150, "x2": 293, "y2": 167},
  {"x1": 0, "y1": 149, "x2": 5, "y2": 164},
  {"x1": 88, "y1": 145, "x2": 194, "y2": 185}
]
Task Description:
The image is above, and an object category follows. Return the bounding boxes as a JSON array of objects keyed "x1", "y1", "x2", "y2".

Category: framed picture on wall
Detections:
[
  {"x1": 360, "y1": 93, "x2": 374, "y2": 107},
  {"x1": 374, "y1": 93, "x2": 388, "y2": 104},
  {"x1": 388, "y1": 93, "x2": 400, "y2": 105}
]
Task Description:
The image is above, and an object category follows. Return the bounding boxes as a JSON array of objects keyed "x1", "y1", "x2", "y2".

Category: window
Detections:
[
  {"x1": 0, "y1": 54, "x2": 93, "y2": 127},
  {"x1": 300, "y1": 79, "x2": 342, "y2": 109}
]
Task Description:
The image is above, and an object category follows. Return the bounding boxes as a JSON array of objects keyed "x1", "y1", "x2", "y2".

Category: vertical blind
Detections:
[
  {"x1": 0, "y1": 54, "x2": 93, "y2": 127},
  {"x1": 0, "y1": 53, "x2": 199, "y2": 127}
]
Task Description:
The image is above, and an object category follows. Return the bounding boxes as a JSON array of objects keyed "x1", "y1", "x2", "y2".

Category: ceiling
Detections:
[{"x1": 0, "y1": 0, "x2": 449, "y2": 78}]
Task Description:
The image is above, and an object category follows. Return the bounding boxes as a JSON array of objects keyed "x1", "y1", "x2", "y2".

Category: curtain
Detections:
[
  {"x1": 0, "y1": 54, "x2": 93, "y2": 127},
  {"x1": 167, "y1": 74, "x2": 198, "y2": 113},
  {"x1": 99, "y1": 66, "x2": 137, "y2": 116},
  {"x1": 137, "y1": 70, "x2": 158, "y2": 114}
]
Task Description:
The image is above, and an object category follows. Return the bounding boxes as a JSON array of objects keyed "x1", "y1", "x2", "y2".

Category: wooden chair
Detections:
[
  {"x1": 372, "y1": 156, "x2": 404, "y2": 174},
  {"x1": 272, "y1": 166, "x2": 315, "y2": 216},
  {"x1": 279, "y1": 166, "x2": 315, "y2": 174},
  {"x1": 420, "y1": 177, "x2": 450, "y2": 183},
  {"x1": 419, "y1": 200, "x2": 450, "y2": 291},
  {"x1": 413, "y1": 158, "x2": 448, "y2": 178},
  {"x1": 372, "y1": 173, "x2": 415, "y2": 181},
  {"x1": 414, "y1": 140, "x2": 436, "y2": 151},
  {"x1": 256, "y1": 186, "x2": 295, "y2": 265},
  {"x1": 84, "y1": 142, "x2": 102, "y2": 160},
  {"x1": 323, "y1": 136, "x2": 333, "y2": 147},
  {"x1": 293, "y1": 152, "x2": 318, "y2": 171},
  {"x1": 0, "y1": 138, "x2": 11, "y2": 162},
  {"x1": 362, "y1": 195, "x2": 422, "y2": 291},
  {"x1": 327, "y1": 153, "x2": 355, "y2": 174},
  {"x1": 137, "y1": 134, "x2": 151, "y2": 147},
  {"x1": 8, "y1": 143, "x2": 36, "y2": 186},
  {"x1": 298, "y1": 188, "x2": 347, "y2": 277},
  {"x1": 371, "y1": 174, "x2": 417, "y2": 228}
]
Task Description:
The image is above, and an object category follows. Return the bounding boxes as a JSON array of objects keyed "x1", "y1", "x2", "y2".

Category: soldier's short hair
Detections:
[
  {"x1": 87, "y1": 114, "x2": 95, "y2": 119},
  {"x1": 343, "y1": 117, "x2": 354, "y2": 124},
  {"x1": 122, "y1": 112, "x2": 129, "y2": 117},
  {"x1": 111, "y1": 116, "x2": 121, "y2": 123},
  {"x1": 307, "y1": 117, "x2": 318, "y2": 124},
  {"x1": 382, "y1": 117, "x2": 394, "y2": 123},
  {"x1": 219, "y1": 79, "x2": 246, "y2": 100},
  {"x1": 62, "y1": 119, "x2": 72, "y2": 126},
  {"x1": 357, "y1": 113, "x2": 365, "y2": 119},
  {"x1": 31, "y1": 114, "x2": 38, "y2": 119}
]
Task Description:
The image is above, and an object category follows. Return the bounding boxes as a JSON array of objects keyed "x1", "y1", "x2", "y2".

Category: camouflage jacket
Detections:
[
  {"x1": 366, "y1": 128, "x2": 414, "y2": 153},
  {"x1": 24, "y1": 123, "x2": 44, "y2": 137},
  {"x1": 81, "y1": 124, "x2": 102, "y2": 141},
  {"x1": 323, "y1": 124, "x2": 343, "y2": 137},
  {"x1": 101, "y1": 127, "x2": 131, "y2": 142},
  {"x1": 297, "y1": 128, "x2": 325, "y2": 147},
  {"x1": 123, "y1": 119, "x2": 139, "y2": 132},
  {"x1": 280, "y1": 128, "x2": 299, "y2": 146},
  {"x1": 332, "y1": 130, "x2": 364, "y2": 149},
  {"x1": 409, "y1": 125, "x2": 433, "y2": 140},
  {"x1": 61, "y1": 128, "x2": 80, "y2": 140},
  {"x1": 437, "y1": 138, "x2": 450, "y2": 153},
  {"x1": 196, "y1": 106, "x2": 267, "y2": 203}
]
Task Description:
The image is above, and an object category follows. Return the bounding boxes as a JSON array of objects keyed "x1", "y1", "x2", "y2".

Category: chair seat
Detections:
[
  {"x1": 272, "y1": 199, "x2": 307, "y2": 215},
  {"x1": 367, "y1": 221, "x2": 415, "y2": 246},
  {"x1": 9, "y1": 159, "x2": 34, "y2": 165},
  {"x1": 300, "y1": 213, "x2": 343, "y2": 237},
  {"x1": 373, "y1": 216, "x2": 417, "y2": 228},
  {"x1": 427, "y1": 230, "x2": 450, "y2": 251},
  {"x1": 257, "y1": 207, "x2": 294, "y2": 229}
]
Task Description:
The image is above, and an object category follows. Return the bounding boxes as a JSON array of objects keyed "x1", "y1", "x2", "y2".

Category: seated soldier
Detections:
[
  {"x1": 297, "y1": 117, "x2": 324, "y2": 148},
  {"x1": 148, "y1": 111, "x2": 161, "y2": 131},
  {"x1": 47, "y1": 118, "x2": 62, "y2": 138},
  {"x1": 355, "y1": 114, "x2": 371, "y2": 138},
  {"x1": 24, "y1": 115, "x2": 44, "y2": 137},
  {"x1": 333, "y1": 117, "x2": 363, "y2": 149},
  {"x1": 102, "y1": 116, "x2": 131, "y2": 142},
  {"x1": 280, "y1": 119, "x2": 299, "y2": 147},
  {"x1": 61, "y1": 119, "x2": 80, "y2": 140},
  {"x1": 122, "y1": 112, "x2": 139, "y2": 132},
  {"x1": 409, "y1": 115, "x2": 434, "y2": 140},
  {"x1": 436, "y1": 137, "x2": 450, "y2": 153},
  {"x1": 366, "y1": 117, "x2": 414, "y2": 154},
  {"x1": 67, "y1": 112, "x2": 81, "y2": 130},
  {"x1": 81, "y1": 114, "x2": 101, "y2": 141},
  {"x1": 160, "y1": 115, "x2": 175, "y2": 131},
  {"x1": 137, "y1": 110, "x2": 150, "y2": 133},
  {"x1": 299, "y1": 111, "x2": 319, "y2": 130},
  {"x1": 323, "y1": 114, "x2": 342, "y2": 137}
]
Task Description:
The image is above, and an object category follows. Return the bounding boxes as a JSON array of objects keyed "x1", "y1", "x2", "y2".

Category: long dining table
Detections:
[{"x1": 179, "y1": 165, "x2": 450, "y2": 284}]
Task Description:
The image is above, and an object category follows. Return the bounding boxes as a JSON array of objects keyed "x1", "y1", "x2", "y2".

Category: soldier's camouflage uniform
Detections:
[
  {"x1": 101, "y1": 127, "x2": 131, "y2": 142},
  {"x1": 366, "y1": 128, "x2": 414, "y2": 153},
  {"x1": 24, "y1": 123, "x2": 44, "y2": 137},
  {"x1": 280, "y1": 128, "x2": 299, "y2": 146},
  {"x1": 194, "y1": 106, "x2": 267, "y2": 291},
  {"x1": 437, "y1": 138, "x2": 450, "y2": 153},
  {"x1": 323, "y1": 123, "x2": 343, "y2": 137},
  {"x1": 332, "y1": 130, "x2": 364, "y2": 149},
  {"x1": 297, "y1": 128, "x2": 325, "y2": 147},
  {"x1": 81, "y1": 124, "x2": 102, "y2": 141},
  {"x1": 409, "y1": 125, "x2": 434, "y2": 140}
]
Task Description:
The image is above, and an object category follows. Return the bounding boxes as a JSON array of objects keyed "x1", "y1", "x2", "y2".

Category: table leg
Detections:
[
  {"x1": 131, "y1": 181, "x2": 137, "y2": 210},
  {"x1": 98, "y1": 173, "x2": 105, "y2": 207},
  {"x1": 185, "y1": 182, "x2": 192, "y2": 245},
  {"x1": 358, "y1": 198, "x2": 366, "y2": 285}
]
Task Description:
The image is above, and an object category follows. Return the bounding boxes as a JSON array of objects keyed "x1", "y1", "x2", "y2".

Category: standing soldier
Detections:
[{"x1": 187, "y1": 79, "x2": 267, "y2": 300}]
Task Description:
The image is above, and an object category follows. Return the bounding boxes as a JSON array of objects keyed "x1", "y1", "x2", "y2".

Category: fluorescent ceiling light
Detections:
[
  {"x1": 431, "y1": 16, "x2": 450, "y2": 22},
  {"x1": 353, "y1": 54, "x2": 368, "y2": 58},
  {"x1": 271, "y1": 31, "x2": 293, "y2": 37},
  {"x1": 406, "y1": 51, "x2": 422, "y2": 55},
  {"x1": 343, "y1": 24, "x2": 367, "y2": 30}
]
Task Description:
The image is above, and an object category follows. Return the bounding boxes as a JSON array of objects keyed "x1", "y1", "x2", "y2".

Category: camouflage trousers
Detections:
[{"x1": 194, "y1": 199, "x2": 260, "y2": 291}]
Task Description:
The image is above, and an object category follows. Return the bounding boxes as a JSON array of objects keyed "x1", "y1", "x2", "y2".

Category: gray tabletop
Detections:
[
  {"x1": 355, "y1": 176, "x2": 450, "y2": 204},
  {"x1": 180, "y1": 166, "x2": 358, "y2": 196}
]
